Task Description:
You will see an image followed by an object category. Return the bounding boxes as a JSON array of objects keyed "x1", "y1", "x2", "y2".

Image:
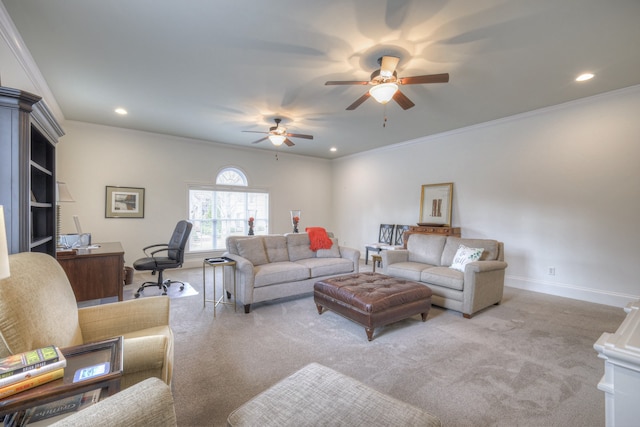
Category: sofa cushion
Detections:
[
  {"x1": 286, "y1": 233, "x2": 315, "y2": 261},
  {"x1": 264, "y1": 236, "x2": 289, "y2": 263},
  {"x1": 407, "y1": 234, "x2": 447, "y2": 266},
  {"x1": 237, "y1": 237, "x2": 269, "y2": 266},
  {"x1": 295, "y1": 257, "x2": 353, "y2": 278},
  {"x1": 254, "y1": 262, "x2": 310, "y2": 287},
  {"x1": 385, "y1": 262, "x2": 433, "y2": 282},
  {"x1": 316, "y1": 238, "x2": 341, "y2": 258},
  {"x1": 449, "y1": 245, "x2": 484, "y2": 272},
  {"x1": 421, "y1": 267, "x2": 464, "y2": 291},
  {"x1": 441, "y1": 237, "x2": 499, "y2": 266}
]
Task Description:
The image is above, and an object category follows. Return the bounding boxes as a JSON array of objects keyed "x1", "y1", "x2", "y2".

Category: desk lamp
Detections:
[{"x1": 56, "y1": 181, "x2": 75, "y2": 248}]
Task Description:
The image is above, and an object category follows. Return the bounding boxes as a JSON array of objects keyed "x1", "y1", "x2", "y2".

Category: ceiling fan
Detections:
[
  {"x1": 242, "y1": 118, "x2": 314, "y2": 147},
  {"x1": 325, "y1": 56, "x2": 449, "y2": 110}
]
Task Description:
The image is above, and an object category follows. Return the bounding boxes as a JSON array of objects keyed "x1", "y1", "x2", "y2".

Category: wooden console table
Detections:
[
  {"x1": 57, "y1": 242, "x2": 125, "y2": 302},
  {"x1": 402, "y1": 225, "x2": 462, "y2": 248}
]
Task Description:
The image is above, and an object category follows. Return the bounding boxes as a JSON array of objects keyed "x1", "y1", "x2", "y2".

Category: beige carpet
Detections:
[{"x1": 160, "y1": 263, "x2": 625, "y2": 426}]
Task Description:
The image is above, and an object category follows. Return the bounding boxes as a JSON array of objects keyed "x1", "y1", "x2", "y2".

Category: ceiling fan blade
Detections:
[
  {"x1": 284, "y1": 138, "x2": 295, "y2": 147},
  {"x1": 393, "y1": 90, "x2": 415, "y2": 110},
  {"x1": 399, "y1": 73, "x2": 450, "y2": 85},
  {"x1": 325, "y1": 80, "x2": 370, "y2": 85},
  {"x1": 380, "y1": 56, "x2": 399, "y2": 76},
  {"x1": 286, "y1": 133, "x2": 314, "y2": 140},
  {"x1": 242, "y1": 130, "x2": 269, "y2": 134},
  {"x1": 250, "y1": 136, "x2": 269, "y2": 144},
  {"x1": 346, "y1": 92, "x2": 371, "y2": 110}
]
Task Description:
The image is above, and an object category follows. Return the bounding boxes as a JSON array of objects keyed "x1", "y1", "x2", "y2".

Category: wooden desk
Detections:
[{"x1": 57, "y1": 242, "x2": 125, "y2": 302}]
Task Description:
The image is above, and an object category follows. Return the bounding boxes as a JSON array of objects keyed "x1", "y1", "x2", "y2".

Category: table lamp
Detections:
[
  {"x1": 0, "y1": 205, "x2": 10, "y2": 280},
  {"x1": 56, "y1": 181, "x2": 75, "y2": 248}
]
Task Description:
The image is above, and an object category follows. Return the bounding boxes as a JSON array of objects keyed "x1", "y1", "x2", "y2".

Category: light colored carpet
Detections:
[{"x1": 161, "y1": 263, "x2": 625, "y2": 427}]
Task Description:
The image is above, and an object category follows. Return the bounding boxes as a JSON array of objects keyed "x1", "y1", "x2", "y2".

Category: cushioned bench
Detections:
[
  {"x1": 314, "y1": 272, "x2": 432, "y2": 341},
  {"x1": 227, "y1": 363, "x2": 441, "y2": 426}
]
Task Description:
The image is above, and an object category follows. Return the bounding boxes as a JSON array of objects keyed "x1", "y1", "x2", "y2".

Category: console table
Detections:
[
  {"x1": 402, "y1": 225, "x2": 461, "y2": 248},
  {"x1": 57, "y1": 242, "x2": 125, "y2": 302}
]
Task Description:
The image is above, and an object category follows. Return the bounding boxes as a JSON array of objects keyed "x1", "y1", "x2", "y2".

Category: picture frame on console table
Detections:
[
  {"x1": 419, "y1": 183, "x2": 453, "y2": 227},
  {"x1": 105, "y1": 186, "x2": 145, "y2": 218}
]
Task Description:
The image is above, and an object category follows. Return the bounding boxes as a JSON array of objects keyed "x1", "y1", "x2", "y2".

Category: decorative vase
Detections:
[
  {"x1": 290, "y1": 210, "x2": 301, "y2": 233},
  {"x1": 247, "y1": 210, "x2": 256, "y2": 236}
]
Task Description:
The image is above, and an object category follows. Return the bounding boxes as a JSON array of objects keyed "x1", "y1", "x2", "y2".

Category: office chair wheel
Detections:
[{"x1": 135, "y1": 292, "x2": 141, "y2": 298}]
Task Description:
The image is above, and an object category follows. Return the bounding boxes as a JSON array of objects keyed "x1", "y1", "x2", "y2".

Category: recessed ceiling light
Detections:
[
  {"x1": 330, "y1": 147, "x2": 337, "y2": 152},
  {"x1": 576, "y1": 73, "x2": 594, "y2": 82},
  {"x1": 114, "y1": 108, "x2": 128, "y2": 115}
]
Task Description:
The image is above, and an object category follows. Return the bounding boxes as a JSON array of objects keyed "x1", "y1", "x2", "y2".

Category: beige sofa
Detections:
[
  {"x1": 0, "y1": 252, "x2": 174, "y2": 389},
  {"x1": 224, "y1": 233, "x2": 360, "y2": 313},
  {"x1": 382, "y1": 234, "x2": 507, "y2": 318}
]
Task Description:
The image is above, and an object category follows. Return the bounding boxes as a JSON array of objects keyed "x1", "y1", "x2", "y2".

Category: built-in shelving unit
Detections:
[{"x1": 0, "y1": 87, "x2": 64, "y2": 256}]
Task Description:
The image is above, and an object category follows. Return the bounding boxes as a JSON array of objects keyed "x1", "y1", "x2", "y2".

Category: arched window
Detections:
[
  {"x1": 216, "y1": 168, "x2": 247, "y2": 186},
  {"x1": 188, "y1": 168, "x2": 269, "y2": 251}
]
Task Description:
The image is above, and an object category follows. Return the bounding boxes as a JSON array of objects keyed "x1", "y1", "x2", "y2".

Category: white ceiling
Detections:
[{"x1": 3, "y1": 0, "x2": 640, "y2": 159}]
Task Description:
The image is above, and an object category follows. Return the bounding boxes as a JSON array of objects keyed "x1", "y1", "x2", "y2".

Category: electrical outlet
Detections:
[{"x1": 548, "y1": 267, "x2": 556, "y2": 276}]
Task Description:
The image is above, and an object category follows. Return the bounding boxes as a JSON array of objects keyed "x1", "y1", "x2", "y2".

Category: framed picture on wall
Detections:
[
  {"x1": 419, "y1": 183, "x2": 453, "y2": 226},
  {"x1": 105, "y1": 186, "x2": 145, "y2": 218}
]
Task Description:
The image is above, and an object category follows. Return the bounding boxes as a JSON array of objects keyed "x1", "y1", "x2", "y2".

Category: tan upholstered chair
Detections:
[{"x1": 0, "y1": 252, "x2": 173, "y2": 389}]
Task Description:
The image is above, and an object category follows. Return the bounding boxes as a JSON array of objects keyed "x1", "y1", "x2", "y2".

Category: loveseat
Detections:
[
  {"x1": 223, "y1": 233, "x2": 360, "y2": 313},
  {"x1": 381, "y1": 234, "x2": 507, "y2": 318}
]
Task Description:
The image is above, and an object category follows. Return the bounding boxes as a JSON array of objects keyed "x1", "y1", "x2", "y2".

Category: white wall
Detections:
[
  {"x1": 332, "y1": 86, "x2": 640, "y2": 307},
  {"x1": 57, "y1": 121, "x2": 333, "y2": 267}
]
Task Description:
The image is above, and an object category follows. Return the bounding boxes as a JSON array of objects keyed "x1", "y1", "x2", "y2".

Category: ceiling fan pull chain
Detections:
[{"x1": 383, "y1": 105, "x2": 388, "y2": 128}]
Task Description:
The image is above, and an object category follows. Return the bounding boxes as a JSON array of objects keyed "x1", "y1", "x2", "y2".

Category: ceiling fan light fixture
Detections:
[
  {"x1": 268, "y1": 134, "x2": 286, "y2": 146},
  {"x1": 369, "y1": 82, "x2": 398, "y2": 104}
]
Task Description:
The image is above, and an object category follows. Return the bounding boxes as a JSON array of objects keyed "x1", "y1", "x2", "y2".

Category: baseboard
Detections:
[{"x1": 505, "y1": 275, "x2": 638, "y2": 308}]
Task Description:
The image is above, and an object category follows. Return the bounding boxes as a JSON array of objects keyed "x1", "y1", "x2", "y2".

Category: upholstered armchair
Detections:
[{"x1": 0, "y1": 252, "x2": 173, "y2": 390}]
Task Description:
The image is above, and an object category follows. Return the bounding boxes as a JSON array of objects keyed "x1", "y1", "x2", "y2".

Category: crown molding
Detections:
[{"x1": 0, "y1": 2, "x2": 64, "y2": 122}]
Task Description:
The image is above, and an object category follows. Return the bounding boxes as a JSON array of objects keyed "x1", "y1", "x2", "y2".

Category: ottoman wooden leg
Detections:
[
  {"x1": 316, "y1": 303, "x2": 324, "y2": 315},
  {"x1": 421, "y1": 312, "x2": 428, "y2": 321},
  {"x1": 365, "y1": 327, "x2": 374, "y2": 341}
]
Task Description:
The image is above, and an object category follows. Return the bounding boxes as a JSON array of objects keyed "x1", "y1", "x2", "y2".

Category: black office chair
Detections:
[
  {"x1": 133, "y1": 220, "x2": 193, "y2": 298},
  {"x1": 364, "y1": 224, "x2": 394, "y2": 265}
]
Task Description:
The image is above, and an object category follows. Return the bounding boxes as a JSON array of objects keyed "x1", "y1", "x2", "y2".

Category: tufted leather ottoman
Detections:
[{"x1": 314, "y1": 272, "x2": 432, "y2": 341}]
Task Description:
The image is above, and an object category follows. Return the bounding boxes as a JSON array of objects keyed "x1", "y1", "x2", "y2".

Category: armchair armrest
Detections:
[{"x1": 78, "y1": 297, "x2": 171, "y2": 343}]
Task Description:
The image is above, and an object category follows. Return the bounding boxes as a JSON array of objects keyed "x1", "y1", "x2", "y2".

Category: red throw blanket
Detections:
[{"x1": 306, "y1": 227, "x2": 333, "y2": 251}]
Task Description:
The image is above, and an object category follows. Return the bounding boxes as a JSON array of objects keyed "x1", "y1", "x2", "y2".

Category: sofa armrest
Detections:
[
  {"x1": 50, "y1": 377, "x2": 176, "y2": 427},
  {"x1": 381, "y1": 249, "x2": 409, "y2": 267},
  {"x1": 462, "y1": 260, "x2": 508, "y2": 317},
  {"x1": 465, "y1": 260, "x2": 508, "y2": 273},
  {"x1": 78, "y1": 297, "x2": 170, "y2": 343},
  {"x1": 339, "y1": 246, "x2": 360, "y2": 272},
  {"x1": 222, "y1": 253, "x2": 256, "y2": 306}
]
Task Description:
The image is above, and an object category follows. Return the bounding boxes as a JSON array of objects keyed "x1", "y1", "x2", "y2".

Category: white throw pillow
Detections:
[{"x1": 450, "y1": 244, "x2": 484, "y2": 272}]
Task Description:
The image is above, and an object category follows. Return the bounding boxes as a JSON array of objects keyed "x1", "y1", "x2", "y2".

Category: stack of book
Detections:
[{"x1": 0, "y1": 346, "x2": 66, "y2": 400}]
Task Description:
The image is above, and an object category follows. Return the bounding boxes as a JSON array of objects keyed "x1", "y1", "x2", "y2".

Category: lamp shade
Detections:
[
  {"x1": 369, "y1": 82, "x2": 398, "y2": 104},
  {"x1": 268, "y1": 134, "x2": 286, "y2": 146},
  {"x1": 0, "y1": 206, "x2": 10, "y2": 280},
  {"x1": 56, "y1": 181, "x2": 75, "y2": 203}
]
